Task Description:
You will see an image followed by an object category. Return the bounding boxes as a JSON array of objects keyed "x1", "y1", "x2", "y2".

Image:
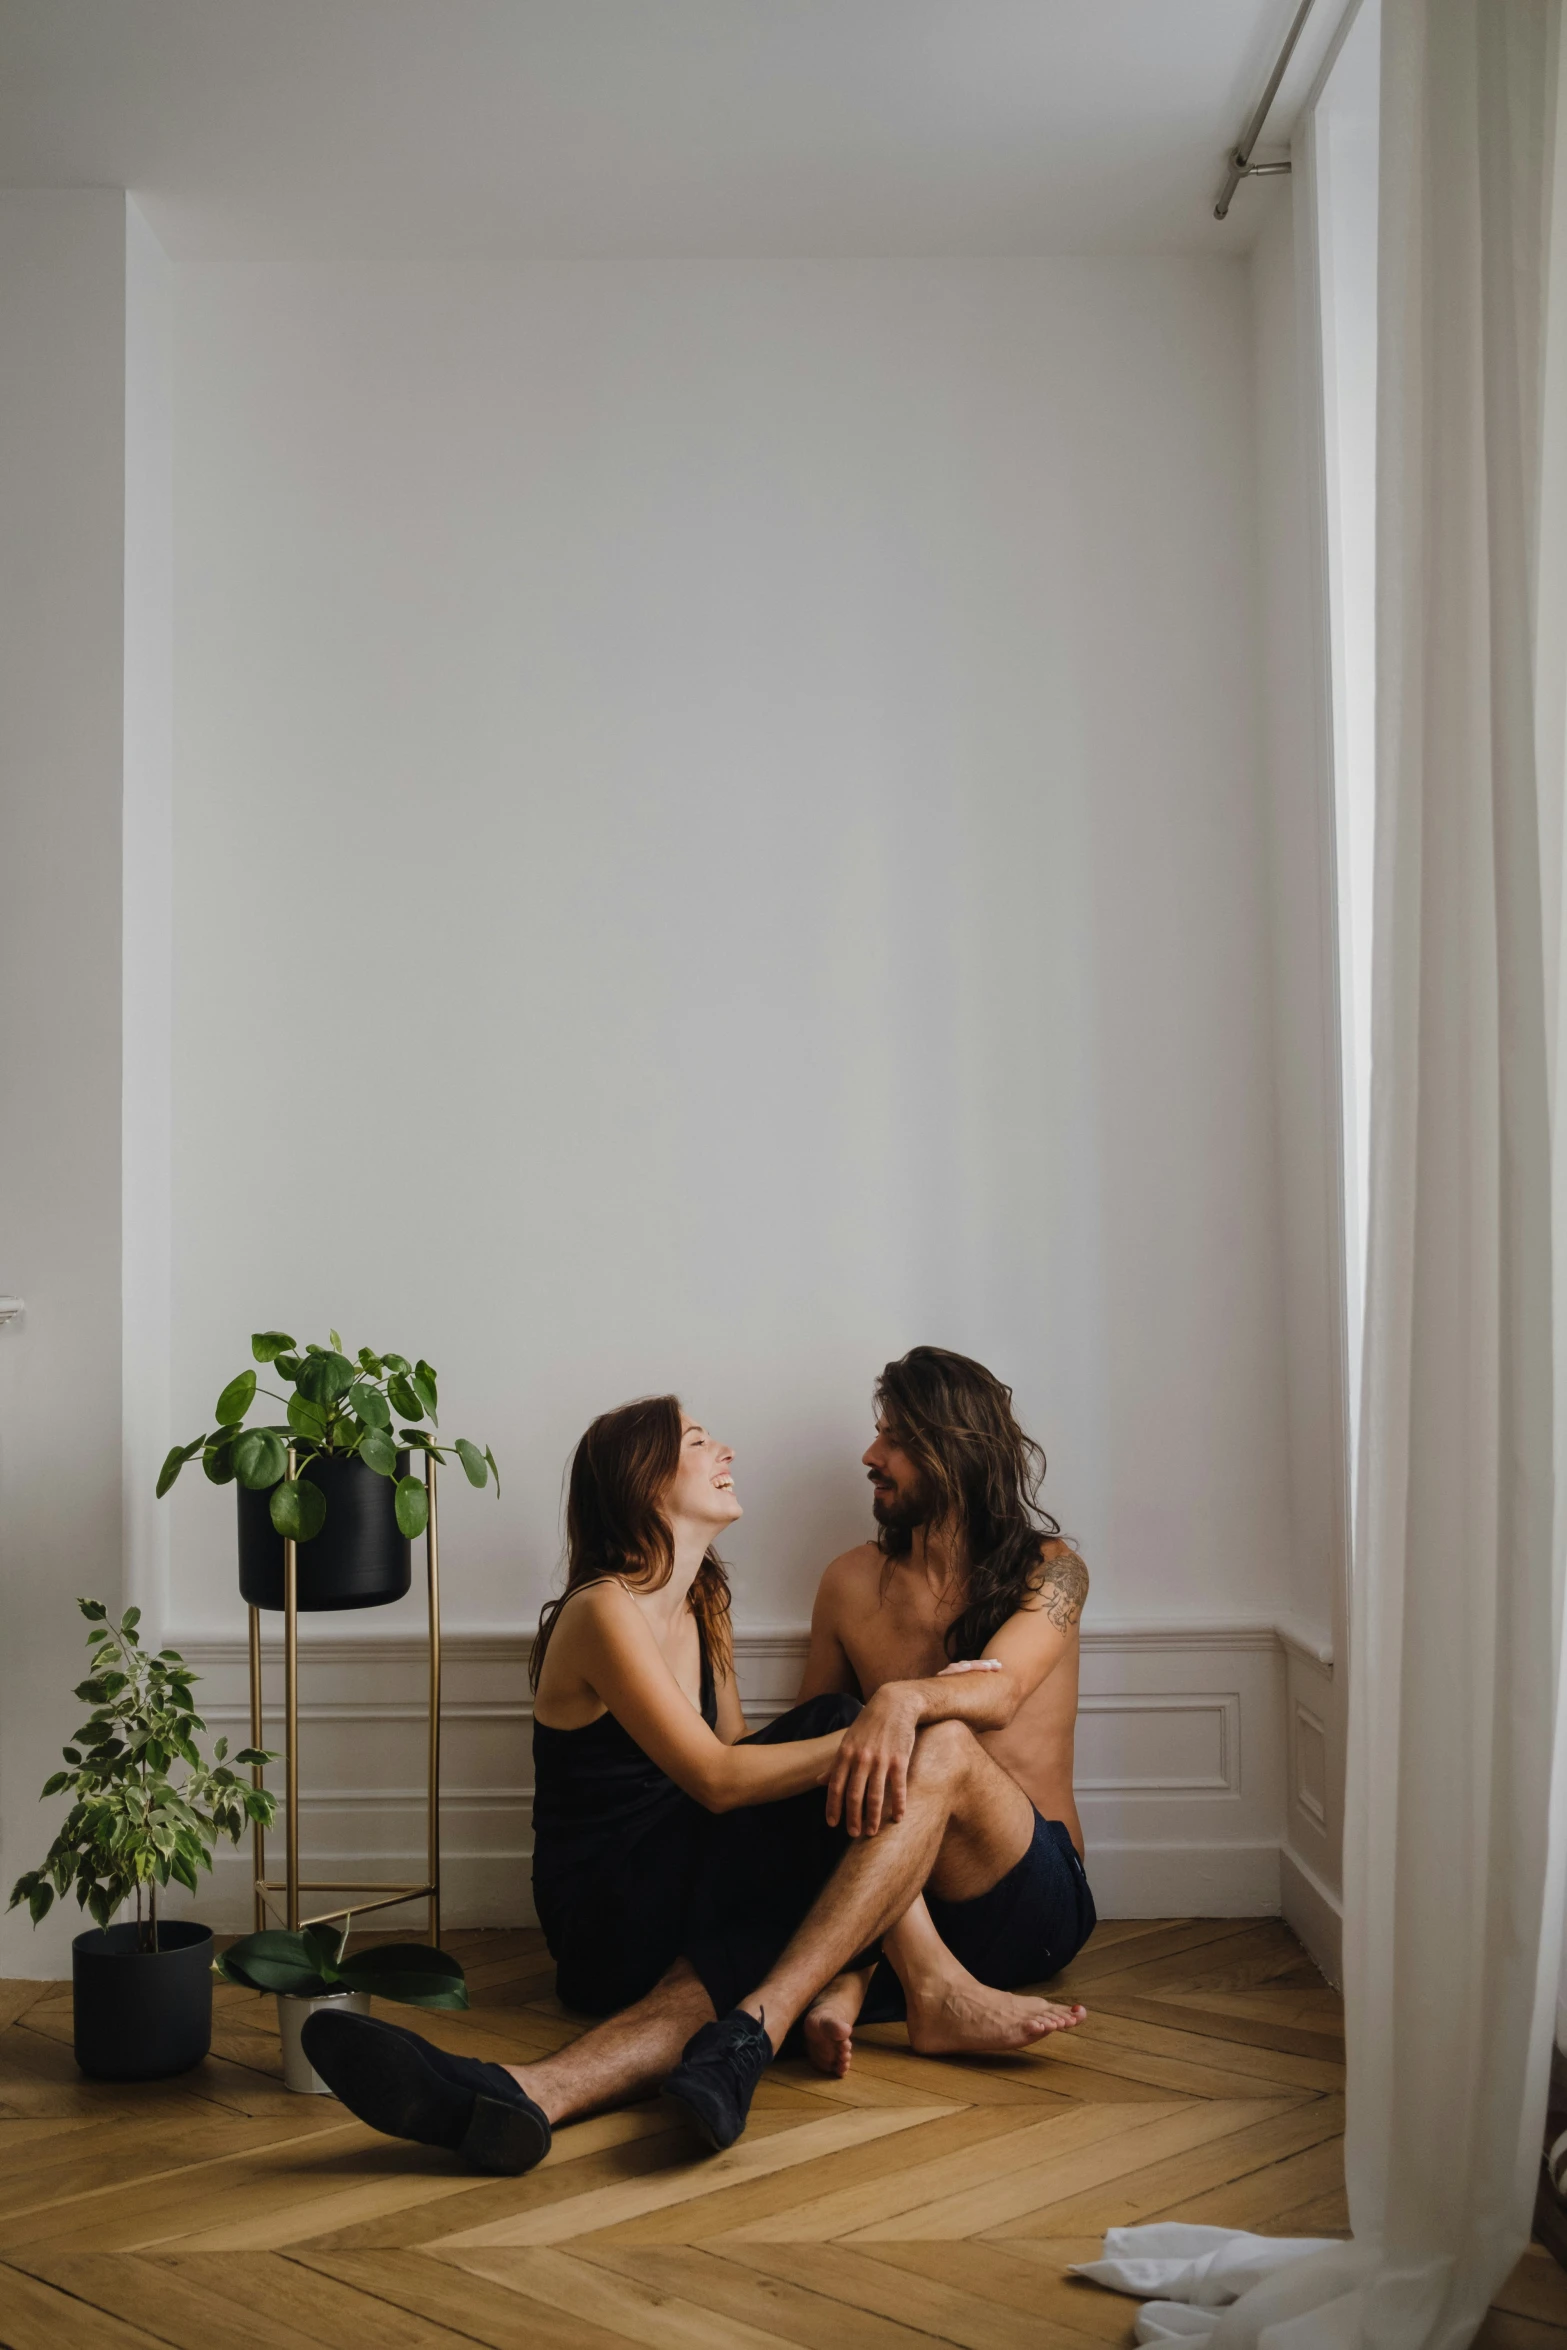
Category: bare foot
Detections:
[
  {"x1": 905, "y1": 1977, "x2": 1087, "y2": 2057},
  {"x1": 802, "y1": 1977, "x2": 863, "y2": 2078}
]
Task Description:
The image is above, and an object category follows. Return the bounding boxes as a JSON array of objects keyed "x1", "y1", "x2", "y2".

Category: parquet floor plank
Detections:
[
  {"x1": 577, "y1": 2103, "x2": 1036, "y2": 2248},
  {"x1": 1131, "y1": 2133, "x2": 1348, "y2": 2231},
  {"x1": 0, "y1": 1920, "x2": 1544, "y2": 2349},
  {"x1": 825, "y1": 2240, "x2": 1135, "y2": 2346},
  {"x1": 1089, "y1": 1990, "x2": 1345, "y2": 2066},
  {"x1": 1497, "y1": 2249, "x2": 1567, "y2": 2329},
  {"x1": 844, "y1": 2101, "x2": 1303, "y2": 2245},
  {"x1": 0, "y1": 2257, "x2": 174, "y2": 2350},
  {"x1": 305, "y1": 2112, "x2": 805, "y2": 2252},
  {"x1": 713, "y1": 2104, "x2": 1197, "y2": 2247},
  {"x1": 983, "y1": 2094, "x2": 1345, "y2": 2235},
  {"x1": 434, "y1": 2105, "x2": 957, "y2": 2249},
  {"x1": 1069, "y1": 2008, "x2": 1343, "y2": 2093},
  {"x1": 160, "y1": 2248, "x2": 513, "y2": 2347},
  {"x1": 437, "y1": 2243, "x2": 812, "y2": 2350},
  {"x1": 12, "y1": 2248, "x2": 345, "y2": 2350},
  {"x1": 293, "y1": 2246, "x2": 650, "y2": 2349},
  {"x1": 703, "y1": 2239, "x2": 1112, "y2": 2350},
  {"x1": 581, "y1": 2241, "x2": 991, "y2": 2350}
]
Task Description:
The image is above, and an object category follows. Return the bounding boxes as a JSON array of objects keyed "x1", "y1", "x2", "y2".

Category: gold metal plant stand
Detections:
[{"x1": 247, "y1": 1449, "x2": 442, "y2": 1942}]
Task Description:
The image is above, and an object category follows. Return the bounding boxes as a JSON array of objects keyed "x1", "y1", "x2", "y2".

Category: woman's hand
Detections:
[{"x1": 825, "y1": 1686, "x2": 921, "y2": 1837}]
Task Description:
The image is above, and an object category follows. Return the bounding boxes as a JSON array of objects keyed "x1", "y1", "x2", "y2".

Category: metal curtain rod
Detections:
[{"x1": 1214, "y1": 0, "x2": 1323, "y2": 219}]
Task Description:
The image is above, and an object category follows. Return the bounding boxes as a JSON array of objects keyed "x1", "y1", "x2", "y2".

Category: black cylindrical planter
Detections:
[
  {"x1": 72, "y1": 1920, "x2": 214, "y2": 2080},
  {"x1": 237, "y1": 1450, "x2": 412, "y2": 1612}
]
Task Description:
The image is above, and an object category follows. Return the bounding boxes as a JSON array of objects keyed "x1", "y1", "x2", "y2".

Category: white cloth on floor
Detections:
[{"x1": 1070, "y1": 2228, "x2": 1347, "y2": 2345}]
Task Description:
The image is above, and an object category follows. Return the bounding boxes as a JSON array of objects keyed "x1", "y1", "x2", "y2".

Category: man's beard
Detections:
[{"x1": 871, "y1": 1476, "x2": 934, "y2": 1538}]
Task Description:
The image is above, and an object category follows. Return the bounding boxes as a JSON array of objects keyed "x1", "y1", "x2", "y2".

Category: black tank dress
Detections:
[{"x1": 531, "y1": 1609, "x2": 861, "y2": 2017}]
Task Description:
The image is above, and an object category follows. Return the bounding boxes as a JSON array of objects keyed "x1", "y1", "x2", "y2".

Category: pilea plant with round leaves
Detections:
[{"x1": 156, "y1": 1332, "x2": 500, "y2": 1543}]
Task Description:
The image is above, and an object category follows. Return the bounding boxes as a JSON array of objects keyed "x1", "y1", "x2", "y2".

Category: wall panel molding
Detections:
[{"x1": 164, "y1": 1616, "x2": 1298, "y2": 1932}]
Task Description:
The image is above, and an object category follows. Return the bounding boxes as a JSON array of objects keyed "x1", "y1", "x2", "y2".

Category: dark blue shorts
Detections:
[{"x1": 860, "y1": 1807, "x2": 1096, "y2": 2023}]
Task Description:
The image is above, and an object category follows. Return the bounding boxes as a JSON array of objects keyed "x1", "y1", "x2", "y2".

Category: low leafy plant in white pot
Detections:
[
  {"x1": 216, "y1": 1922, "x2": 469, "y2": 2093},
  {"x1": 7, "y1": 1600, "x2": 277, "y2": 2080}
]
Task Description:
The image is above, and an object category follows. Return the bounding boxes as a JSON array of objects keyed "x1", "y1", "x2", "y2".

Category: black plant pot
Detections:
[
  {"x1": 237, "y1": 1450, "x2": 412, "y2": 1612},
  {"x1": 72, "y1": 1920, "x2": 214, "y2": 2079}
]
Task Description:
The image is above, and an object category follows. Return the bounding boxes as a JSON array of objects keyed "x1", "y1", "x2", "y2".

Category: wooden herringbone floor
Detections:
[{"x1": 1, "y1": 1919, "x2": 1563, "y2": 2349}]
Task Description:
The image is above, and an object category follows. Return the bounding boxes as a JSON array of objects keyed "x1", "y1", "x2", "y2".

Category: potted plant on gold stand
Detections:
[
  {"x1": 156, "y1": 1331, "x2": 499, "y2": 1613},
  {"x1": 7, "y1": 1601, "x2": 276, "y2": 2079}
]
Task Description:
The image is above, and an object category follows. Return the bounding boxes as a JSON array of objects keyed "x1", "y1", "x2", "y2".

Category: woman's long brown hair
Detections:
[{"x1": 529, "y1": 1393, "x2": 734, "y2": 1692}]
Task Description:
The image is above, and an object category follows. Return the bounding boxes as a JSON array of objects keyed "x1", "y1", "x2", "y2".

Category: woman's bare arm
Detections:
[{"x1": 554, "y1": 1584, "x2": 841, "y2": 1812}]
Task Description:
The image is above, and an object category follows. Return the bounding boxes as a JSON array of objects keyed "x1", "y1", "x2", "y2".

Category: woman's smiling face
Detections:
[{"x1": 665, "y1": 1414, "x2": 742, "y2": 1535}]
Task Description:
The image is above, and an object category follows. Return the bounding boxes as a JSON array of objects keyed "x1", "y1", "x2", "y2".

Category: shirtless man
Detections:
[{"x1": 797, "y1": 1344, "x2": 1095, "y2": 2074}]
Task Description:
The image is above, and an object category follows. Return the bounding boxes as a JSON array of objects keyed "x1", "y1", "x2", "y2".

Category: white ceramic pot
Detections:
[{"x1": 276, "y1": 1988, "x2": 370, "y2": 2093}]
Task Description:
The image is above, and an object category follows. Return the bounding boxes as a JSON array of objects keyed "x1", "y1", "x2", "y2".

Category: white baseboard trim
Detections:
[
  {"x1": 1085, "y1": 1840, "x2": 1282, "y2": 1919},
  {"x1": 1280, "y1": 1842, "x2": 1343, "y2": 1985}
]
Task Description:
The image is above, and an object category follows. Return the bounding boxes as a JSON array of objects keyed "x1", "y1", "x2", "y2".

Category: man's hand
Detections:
[{"x1": 824, "y1": 1686, "x2": 920, "y2": 1837}]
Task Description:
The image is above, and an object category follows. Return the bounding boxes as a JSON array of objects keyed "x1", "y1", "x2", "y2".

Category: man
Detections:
[{"x1": 795, "y1": 1343, "x2": 1095, "y2": 2072}]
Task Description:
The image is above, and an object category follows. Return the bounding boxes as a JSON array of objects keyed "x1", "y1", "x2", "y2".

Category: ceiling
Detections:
[{"x1": 0, "y1": 0, "x2": 1348, "y2": 261}]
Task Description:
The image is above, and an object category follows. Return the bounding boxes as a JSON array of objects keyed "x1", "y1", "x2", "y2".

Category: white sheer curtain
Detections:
[{"x1": 1079, "y1": 3, "x2": 1567, "y2": 2343}]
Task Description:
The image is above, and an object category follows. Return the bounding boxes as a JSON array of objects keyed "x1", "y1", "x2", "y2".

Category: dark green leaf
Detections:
[
  {"x1": 394, "y1": 1477, "x2": 430, "y2": 1539},
  {"x1": 415, "y1": 1360, "x2": 439, "y2": 1408},
  {"x1": 29, "y1": 1881, "x2": 55, "y2": 1924},
  {"x1": 251, "y1": 1330, "x2": 297, "y2": 1363},
  {"x1": 408, "y1": 1372, "x2": 437, "y2": 1423},
  {"x1": 387, "y1": 1374, "x2": 423, "y2": 1422},
  {"x1": 287, "y1": 1393, "x2": 329, "y2": 1443},
  {"x1": 122, "y1": 1607, "x2": 140, "y2": 1632},
  {"x1": 358, "y1": 1348, "x2": 385, "y2": 1376},
  {"x1": 156, "y1": 1440, "x2": 203, "y2": 1498},
  {"x1": 233, "y1": 1428, "x2": 288, "y2": 1491},
  {"x1": 484, "y1": 1447, "x2": 501, "y2": 1497},
  {"x1": 215, "y1": 1369, "x2": 257, "y2": 1424},
  {"x1": 454, "y1": 1438, "x2": 487, "y2": 1490},
  {"x1": 274, "y1": 1352, "x2": 302, "y2": 1381},
  {"x1": 203, "y1": 1438, "x2": 239, "y2": 1485},
  {"x1": 40, "y1": 1772, "x2": 70, "y2": 1798},
  {"x1": 294, "y1": 1351, "x2": 355, "y2": 1406},
  {"x1": 215, "y1": 1929, "x2": 333, "y2": 1994},
  {"x1": 270, "y1": 1476, "x2": 327, "y2": 1542},
  {"x1": 358, "y1": 1428, "x2": 398, "y2": 1478},
  {"x1": 350, "y1": 1383, "x2": 391, "y2": 1430},
  {"x1": 62, "y1": 1749, "x2": 81, "y2": 1765},
  {"x1": 381, "y1": 1353, "x2": 411, "y2": 1375},
  {"x1": 399, "y1": 1428, "x2": 436, "y2": 1450},
  {"x1": 343, "y1": 1941, "x2": 465, "y2": 1983},
  {"x1": 78, "y1": 1598, "x2": 108, "y2": 1621}
]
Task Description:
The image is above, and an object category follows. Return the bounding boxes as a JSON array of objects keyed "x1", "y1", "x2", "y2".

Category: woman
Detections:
[{"x1": 529, "y1": 1393, "x2": 865, "y2": 2018}]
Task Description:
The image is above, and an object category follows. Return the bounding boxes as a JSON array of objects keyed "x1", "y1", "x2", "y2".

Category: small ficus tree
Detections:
[
  {"x1": 7, "y1": 1601, "x2": 276, "y2": 1954},
  {"x1": 156, "y1": 1331, "x2": 500, "y2": 1543}
]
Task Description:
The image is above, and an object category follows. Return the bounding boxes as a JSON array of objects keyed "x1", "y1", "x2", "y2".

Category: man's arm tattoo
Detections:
[{"x1": 1039, "y1": 1551, "x2": 1089, "y2": 1633}]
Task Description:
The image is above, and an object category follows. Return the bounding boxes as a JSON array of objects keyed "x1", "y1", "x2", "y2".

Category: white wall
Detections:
[
  {"x1": 0, "y1": 192, "x2": 132, "y2": 1975},
  {"x1": 167, "y1": 256, "x2": 1294, "y2": 1652}
]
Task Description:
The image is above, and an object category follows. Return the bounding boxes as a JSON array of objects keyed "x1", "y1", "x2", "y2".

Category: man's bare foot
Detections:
[
  {"x1": 801, "y1": 1976, "x2": 863, "y2": 2078},
  {"x1": 904, "y1": 1976, "x2": 1087, "y2": 2057}
]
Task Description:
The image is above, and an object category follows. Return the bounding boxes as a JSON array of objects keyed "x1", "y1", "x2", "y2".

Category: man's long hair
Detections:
[
  {"x1": 875, "y1": 1346, "x2": 1066, "y2": 1661},
  {"x1": 529, "y1": 1394, "x2": 733, "y2": 1691}
]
